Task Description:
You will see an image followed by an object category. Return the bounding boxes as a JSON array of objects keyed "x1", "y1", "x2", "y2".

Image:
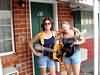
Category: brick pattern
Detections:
[
  {"x1": 2, "y1": 0, "x2": 33, "y2": 75},
  {"x1": 1, "y1": 1, "x2": 74, "y2": 74},
  {"x1": 57, "y1": 1, "x2": 73, "y2": 25}
]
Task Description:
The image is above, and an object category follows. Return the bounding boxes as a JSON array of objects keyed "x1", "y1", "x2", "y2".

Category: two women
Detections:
[{"x1": 29, "y1": 16, "x2": 85, "y2": 75}]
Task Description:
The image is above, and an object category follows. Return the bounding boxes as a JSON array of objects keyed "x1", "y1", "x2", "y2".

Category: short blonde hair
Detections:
[{"x1": 61, "y1": 21, "x2": 74, "y2": 29}]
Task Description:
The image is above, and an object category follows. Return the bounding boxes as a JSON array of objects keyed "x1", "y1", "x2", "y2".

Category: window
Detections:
[
  {"x1": 81, "y1": 11, "x2": 94, "y2": 38},
  {"x1": 0, "y1": 0, "x2": 14, "y2": 56}
]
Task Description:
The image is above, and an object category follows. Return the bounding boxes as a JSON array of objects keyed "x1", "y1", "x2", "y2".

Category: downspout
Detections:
[{"x1": 94, "y1": 0, "x2": 99, "y2": 75}]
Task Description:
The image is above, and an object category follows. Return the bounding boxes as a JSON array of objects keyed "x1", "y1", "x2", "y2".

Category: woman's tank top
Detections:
[
  {"x1": 62, "y1": 37, "x2": 80, "y2": 57},
  {"x1": 39, "y1": 36, "x2": 55, "y2": 56}
]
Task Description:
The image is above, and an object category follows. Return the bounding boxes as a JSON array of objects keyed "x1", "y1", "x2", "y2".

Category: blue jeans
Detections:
[
  {"x1": 38, "y1": 56, "x2": 56, "y2": 68},
  {"x1": 64, "y1": 50, "x2": 81, "y2": 64}
]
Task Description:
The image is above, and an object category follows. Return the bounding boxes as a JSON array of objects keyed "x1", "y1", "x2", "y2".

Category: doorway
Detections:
[{"x1": 30, "y1": 2, "x2": 53, "y2": 75}]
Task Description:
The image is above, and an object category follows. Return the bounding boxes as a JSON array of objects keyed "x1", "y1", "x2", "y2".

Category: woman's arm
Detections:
[
  {"x1": 28, "y1": 33, "x2": 42, "y2": 56},
  {"x1": 74, "y1": 28, "x2": 85, "y2": 45},
  {"x1": 74, "y1": 36, "x2": 85, "y2": 45},
  {"x1": 54, "y1": 30, "x2": 63, "y2": 40}
]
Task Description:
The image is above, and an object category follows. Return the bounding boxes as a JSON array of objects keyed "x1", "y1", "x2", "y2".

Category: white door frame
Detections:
[
  {"x1": 29, "y1": 0, "x2": 58, "y2": 75},
  {"x1": 94, "y1": 0, "x2": 99, "y2": 75}
]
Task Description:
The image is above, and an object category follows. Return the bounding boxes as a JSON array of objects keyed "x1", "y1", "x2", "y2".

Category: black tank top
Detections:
[
  {"x1": 39, "y1": 36, "x2": 55, "y2": 56},
  {"x1": 62, "y1": 37, "x2": 80, "y2": 57}
]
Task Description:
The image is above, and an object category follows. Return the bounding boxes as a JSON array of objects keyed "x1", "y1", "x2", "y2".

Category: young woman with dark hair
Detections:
[{"x1": 28, "y1": 17, "x2": 57, "y2": 75}]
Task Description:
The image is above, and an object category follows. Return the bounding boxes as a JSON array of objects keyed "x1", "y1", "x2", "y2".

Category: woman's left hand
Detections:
[{"x1": 73, "y1": 40, "x2": 80, "y2": 45}]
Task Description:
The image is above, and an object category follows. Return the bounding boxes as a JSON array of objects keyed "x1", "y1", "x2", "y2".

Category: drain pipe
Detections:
[
  {"x1": 0, "y1": 57, "x2": 3, "y2": 75},
  {"x1": 94, "y1": 0, "x2": 99, "y2": 75}
]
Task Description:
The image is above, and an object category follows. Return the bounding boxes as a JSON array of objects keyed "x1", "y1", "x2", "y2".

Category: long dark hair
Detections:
[{"x1": 41, "y1": 16, "x2": 53, "y2": 31}]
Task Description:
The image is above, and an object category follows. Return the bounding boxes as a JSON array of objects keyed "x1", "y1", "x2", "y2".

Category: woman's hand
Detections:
[
  {"x1": 73, "y1": 37, "x2": 85, "y2": 45},
  {"x1": 33, "y1": 51, "x2": 42, "y2": 56},
  {"x1": 73, "y1": 40, "x2": 80, "y2": 45}
]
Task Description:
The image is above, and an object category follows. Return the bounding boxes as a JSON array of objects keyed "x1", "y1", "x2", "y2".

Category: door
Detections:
[{"x1": 31, "y1": 2, "x2": 53, "y2": 75}]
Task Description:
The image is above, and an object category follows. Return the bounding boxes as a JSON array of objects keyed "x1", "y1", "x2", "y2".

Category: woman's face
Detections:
[
  {"x1": 44, "y1": 20, "x2": 52, "y2": 31},
  {"x1": 62, "y1": 22, "x2": 70, "y2": 32}
]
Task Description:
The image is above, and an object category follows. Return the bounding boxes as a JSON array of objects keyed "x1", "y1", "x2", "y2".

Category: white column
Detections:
[
  {"x1": 94, "y1": 0, "x2": 99, "y2": 75},
  {"x1": 0, "y1": 57, "x2": 3, "y2": 75},
  {"x1": 53, "y1": 2, "x2": 60, "y2": 72},
  {"x1": 53, "y1": 2, "x2": 59, "y2": 31},
  {"x1": 99, "y1": 0, "x2": 100, "y2": 74}
]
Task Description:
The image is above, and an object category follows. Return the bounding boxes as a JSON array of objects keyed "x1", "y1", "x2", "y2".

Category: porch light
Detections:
[{"x1": 17, "y1": 0, "x2": 25, "y2": 8}]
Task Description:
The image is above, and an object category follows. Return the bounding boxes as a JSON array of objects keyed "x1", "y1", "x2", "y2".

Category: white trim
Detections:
[
  {"x1": 94, "y1": 0, "x2": 99, "y2": 75},
  {"x1": 29, "y1": 0, "x2": 58, "y2": 75},
  {"x1": 11, "y1": 5, "x2": 15, "y2": 56},
  {"x1": 0, "y1": 52, "x2": 14, "y2": 57},
  {"x1": 29, "y1": 0, "x2": 56, "y2": 3},
  {"x1": 29, "y1": 1, "x2": 35, "y2": 75},
  {"x1": 0, "y1": 58, "x2": 3, "y2": 75},
  {"x1": 29, "y1": 2, "x2": 32, "y2": 39},
  {"x1": 53, "y1": 2, "x2": 59, "y2": 31},
  {"x1": 0, "y1": 0, "x2": 15, "y2": 56}
]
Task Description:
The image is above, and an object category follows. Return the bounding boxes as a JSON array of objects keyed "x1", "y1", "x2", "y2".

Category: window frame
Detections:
[
  {"x1": 81, "y1": 11, "x2": 94, "y2": 39},
  {"x1": 0, "y1": 0, "x2": 15, "y2": 56}
]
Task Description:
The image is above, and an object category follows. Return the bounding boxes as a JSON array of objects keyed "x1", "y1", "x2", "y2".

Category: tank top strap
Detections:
[
  {"x1": 38, "y1": 31, "x2": 45, "y2": 45},
  {"x1": 51, "y1": 31, "x2": 56, "y2": 38}
]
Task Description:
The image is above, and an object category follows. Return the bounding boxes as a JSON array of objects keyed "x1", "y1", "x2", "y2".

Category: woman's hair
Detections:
[
  {"x1": 61, "y1": 21, "x2": 74, "y2": 29},
  {"x1": 41, "y1": 16, "x2": 53, "y2": 31}
]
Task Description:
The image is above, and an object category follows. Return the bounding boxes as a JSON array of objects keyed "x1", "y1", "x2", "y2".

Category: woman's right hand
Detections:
[{"x1": 34, "y1": 52, "x2": 42, "y2": 56}]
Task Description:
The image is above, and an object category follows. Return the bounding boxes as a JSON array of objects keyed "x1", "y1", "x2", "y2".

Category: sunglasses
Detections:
[{"x1": 44, "y1": 22, "x2": 51, "y2": 25}]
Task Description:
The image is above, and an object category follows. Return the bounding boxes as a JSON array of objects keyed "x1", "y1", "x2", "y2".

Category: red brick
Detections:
[
  {"x1": 2, "y1": 0, "x2": 74, "y2": 75},
  {"x1": 2, "y1": 0, "x2": 33, "y2": 74}
]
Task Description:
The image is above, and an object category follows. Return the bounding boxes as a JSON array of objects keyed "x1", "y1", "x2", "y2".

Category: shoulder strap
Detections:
[
  {"x1": 74, "y1": 28, "x2": 80, "y2": 36},
  {"x1": 74, "y1": 28, "x2": 81, "y2": 40},
  {"x1": 38, "y1": 31, "x2": 45, "y2": 45},
  {"x1": 52, "y1": 31, "x2": 56, "y2": 38}
]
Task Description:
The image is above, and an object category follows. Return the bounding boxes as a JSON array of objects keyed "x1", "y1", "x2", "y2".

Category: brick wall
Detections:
[
  {"x1": 57, "y1": 1, "x2": 73, "y2": 25},
  {"x1": 1, "y1": 0, "x2": 74, "y2": 75},
  {"x1": 2, "y1": 0, "x2": 33, "y2": 75}
]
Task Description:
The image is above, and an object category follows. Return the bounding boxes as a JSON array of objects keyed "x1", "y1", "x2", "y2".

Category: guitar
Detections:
[
  {"x1": 58, "y1": 28, "x2": 86, "y2": 57},
  {"x1": 34, "y1": 43, "x2": 63, "y2": 61},
  {"x1": 34, "y1": 43, "x2": 55, "y2": 52}
]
